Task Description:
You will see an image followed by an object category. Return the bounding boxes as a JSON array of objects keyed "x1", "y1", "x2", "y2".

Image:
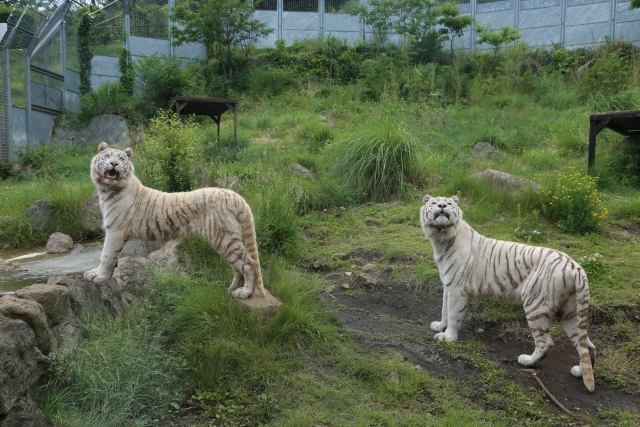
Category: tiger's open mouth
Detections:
[
  {"x1": 104, "y1": 169, "x2": 119, "y2": 180},
  {"x1": 436, "y1": 211, "x2": 450, "y2": 219}
]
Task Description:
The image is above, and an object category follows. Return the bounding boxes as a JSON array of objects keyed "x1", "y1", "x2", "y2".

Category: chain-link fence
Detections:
[
  {"x1": 91, "y1": 0, "x2": 125, "y2": 57},
  {"x1": 131, "y1": 0, "x2": 168, "y2": 39},
  {"x1": 284, "y1": 0, "x2": 318, "y2": 12},
  {"x1": 325, "y1": 0, "x2": 359, "y2": 14}
]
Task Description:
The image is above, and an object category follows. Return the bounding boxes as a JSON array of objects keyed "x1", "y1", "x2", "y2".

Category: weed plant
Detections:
[{"x1": 536, "y1": 168, "x2": 609, "y2": 234}]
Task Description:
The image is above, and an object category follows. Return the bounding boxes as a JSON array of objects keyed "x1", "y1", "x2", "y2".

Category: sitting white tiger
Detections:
[
  {"x1": 420, "y1": 195, "x2": 596, "y2": 391},
  {"x1": 84, "y1": 142, "x2": 266, "y2": 300}
]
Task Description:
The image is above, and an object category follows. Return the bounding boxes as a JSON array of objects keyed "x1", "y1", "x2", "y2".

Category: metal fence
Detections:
[{"x1": 0, "y1": 0, "x2": 82, "y2": 162}]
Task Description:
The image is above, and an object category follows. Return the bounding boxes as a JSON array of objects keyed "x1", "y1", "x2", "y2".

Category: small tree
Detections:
[
  {"x1": 349, "y1": 0, "x2": 395, "y2": 47},
  {"x1": 475, "y1": 23, "x2": 522, "y2": 58},
  {"x1": 171, "y1": 0, "x2": 274, "y2": 79},
  {"x1": 438, "y1": 3, "x2": 474, "y2": 58},
  {"x1": 630, "y1": 0, "x2": 640, "y2": 9}
]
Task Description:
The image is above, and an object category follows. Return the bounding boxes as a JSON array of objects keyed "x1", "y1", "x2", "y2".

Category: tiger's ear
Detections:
[
  {"x1": 451, "y1": 195, "x2": 459, "y2": 204},
  {"x1": 98, "y1": 142, "x2": 108, "y2": 152},
  {"x1": 124, "y1": 148, "x2": 133, "y2": 159},
  {"x1": 423, "y1": 194, "x2": 432, "y2": 204}
]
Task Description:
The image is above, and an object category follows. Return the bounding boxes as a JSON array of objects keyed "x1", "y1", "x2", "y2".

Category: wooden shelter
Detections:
[
  {"x1": 589, "y1": 110, "x2": 640, "y2": 169},
  {"x1": 170, "y1": 97, "x2": 239, "y2": 149}
]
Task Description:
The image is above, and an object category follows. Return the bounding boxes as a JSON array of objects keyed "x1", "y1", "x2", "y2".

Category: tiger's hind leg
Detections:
[
  {"x1": 518, "y1": 310, "x2": 554, "y2": 367},
  {"x1": 559, "y1": 313, "x2": 596, "y2": 382},
  {"x1": 214, "y1": 234, "x2": 259, "y2": 300}
]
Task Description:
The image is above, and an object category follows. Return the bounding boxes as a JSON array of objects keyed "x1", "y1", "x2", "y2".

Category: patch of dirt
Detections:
[
  {"x1": 621, "y1": 222, "x2": 640, "y2": 236},
  {"x1": 323, "y1": 270, "x2": 640, "y2": 423}
]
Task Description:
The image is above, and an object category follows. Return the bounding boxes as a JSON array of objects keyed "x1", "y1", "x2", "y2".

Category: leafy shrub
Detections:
[
  {"x1": 134, "y1": 54, "x2": 192, "y2": 103},
  {"x1": 249, "y1": 66, "x2": 297, "y2": 97},
  {"x1": 80, "y1": 81, "x2": 131, "y2": 116},
  {"x1": 358, "y1": 54, "x2": 399, "y2": 101},
  {"x1": 0, "y1": 159, "x2": 10, "y2": 180},
  {"x1": 536, "y1": 168, "x2": 609, "y2": 234},
  {"x1": 139, "y1": 111, "x2": 204, "y2": 192},
  {"x1": 332, "y1": 117, "x2": 421, "y2": 201},
  {"x1": 575, "y1": 51, "x2": 631, "y2": 98},
  {"x1": 514, "y1": 205, "x2": 545, "y2": 243},
  {"x1": 16, "y1": 143, "x2": 56, "y2": 169},
  {"x1": 599, "y1": 136, "x2": 640, "y2": 189}
]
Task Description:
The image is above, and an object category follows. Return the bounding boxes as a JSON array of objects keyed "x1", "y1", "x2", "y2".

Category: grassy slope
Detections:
[{"x1": 2, "y1": 85, "x2": 639, "y2": 425}]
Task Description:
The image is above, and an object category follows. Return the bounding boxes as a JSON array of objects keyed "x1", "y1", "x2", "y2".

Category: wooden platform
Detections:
[
  {"x1": 170, "y1": 97, "x2": 239, "y2": 148},
  {"x1": 589, "y1": 110, "x2": 640, "y2": 169}
]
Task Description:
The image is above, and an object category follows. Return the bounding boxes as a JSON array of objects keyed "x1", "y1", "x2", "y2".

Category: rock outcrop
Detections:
[{"x1": 45, "y1": 232, "x2": 74, "y2": 254}]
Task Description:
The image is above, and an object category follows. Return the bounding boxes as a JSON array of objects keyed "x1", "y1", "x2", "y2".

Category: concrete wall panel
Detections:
[
  {"x1": 283, "y1": 12, "x2": 319, "y2": 30},
  {"x1": 616, "y1": 21, "x2": 640, "y2": 43},
  {"x1": 475, "y1": 10, "x2": 516, "y2": 29},
  {"x1": 520, "y1": 25, "x2": 561, "y2": 47},
  {"x1": 565, "y1": 21, "x2": 610, "y2": 46},
  {"x1": 520, "y1": 7, "x2": 561, "y2": 29},
  {"x1": 130, "y1": 36, "x2": 170, "y2": 57},
  {"x1": 565, "y1": 3, "x2": 610, "y2": 26}
]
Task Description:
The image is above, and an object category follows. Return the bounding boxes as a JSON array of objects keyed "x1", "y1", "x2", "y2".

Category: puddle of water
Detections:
[{"x1": 0, "y1": 241, "x2": 103, "y2": 293}]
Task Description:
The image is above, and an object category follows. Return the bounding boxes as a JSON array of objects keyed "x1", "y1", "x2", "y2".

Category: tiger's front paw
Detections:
[
  {"x1": 430, "y1": 321, "x2": 447, "y2": 332},
  {"x1": 84, "y1": 269, "x2": 111, "y2": 284}
]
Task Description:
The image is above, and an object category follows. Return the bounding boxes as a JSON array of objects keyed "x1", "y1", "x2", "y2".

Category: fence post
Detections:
[
  {"x1": 610, "y1": 0, "x2": 617, "y2": 41},
  {"x1": 560, "y1": 0, "x2": 566, "y2": 47},
  {"x1": 60, "y1": 19, "x2": 67, "y2": 110},
  {"x1": 124, "y1": 0, "x2": 131, "y2": 51},
  {"x1": 470, "y1": 0, "x2": 477, "y2": 53},
  {"x1": 514, "y1": 0, "x2": 520, "y2": 34},
  {"x1": 168, "y1": 0, "x2": 174, "y2": 57},
  {"x1": 319, "y1": 0, "x2": 324, "y2": 38},
  {"x1": 277, "y1": 0, "x2": 283, "y2": 40}
]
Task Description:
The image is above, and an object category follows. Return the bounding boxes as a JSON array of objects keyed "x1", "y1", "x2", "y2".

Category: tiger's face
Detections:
[
  {"x1": 91, "y1": 142, "x2": 134, "y2": 188},
  {"x1": 420, "y1": 195, "x2": 461, "y2": 229}
]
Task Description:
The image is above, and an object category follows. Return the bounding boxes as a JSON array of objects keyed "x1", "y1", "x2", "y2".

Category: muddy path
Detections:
[{"x1": 321, "y1": 268, "x2": 639, "y2": 423}]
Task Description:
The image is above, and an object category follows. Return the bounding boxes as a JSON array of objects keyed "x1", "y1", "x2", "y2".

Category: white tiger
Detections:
[
  {"x1": 420, "y1": 195, "x2": 596, "y2": 391},
  {"x1": 84, "y1": 142, "x2": 266, "y2": 299}
]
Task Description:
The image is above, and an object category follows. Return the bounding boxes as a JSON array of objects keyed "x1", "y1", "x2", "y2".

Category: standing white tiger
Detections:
[
  {"x1": 84, "y1": 142, "x2": 266, "y2": 299},
  {"x1": 420, "y1": 195, "x2": 596, "y2": 391}
]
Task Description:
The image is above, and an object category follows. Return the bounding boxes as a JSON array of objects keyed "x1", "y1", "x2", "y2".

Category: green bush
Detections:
[
  {"x1": 0, "y1": 159, "x2": 10, "y2": 180},
  {"x1": 332, "y1": 116, "x2": 421, "y2": 201},
  {"x1": 249, "y1": 66, "x2": 297, "y2": 97},
  {"x1": 358, "y1": 54, "x2": 399, "y2": 101},
  {"x1": 139, "y1": 111, "x2": 204, "y2": 192},
  {"x1": 80, "y1": 81, "x2": 131, "y2": 117},
  {"x1": 576, "y1": 51, "x2": 632, "y2": 98},
  {"x1": 16, "y1": 143, "x2": 56, "y2": 169},
  {"x1": 536, "y1": 168, "x2": 609, "y2": 234},
  {"x1": 134, "y1": 53, "x2": 192, "y2": 104}
]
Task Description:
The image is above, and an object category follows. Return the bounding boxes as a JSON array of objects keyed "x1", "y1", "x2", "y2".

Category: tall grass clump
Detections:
[
  {"x1": 139, "y1": 111, "x2": 204, "y2": 192},
  {"x1": 536, "y1": 168, "x2": 609, "y2": 234},
  {"x1": 296, "y1": 121, "x2": 333, "y2": 153},
  {"x1": 170, "y1": 259, "x2": 337, "y2": 421},
  {"x1": 44, "y1": 312, "x2": 188, "y2": 427},
  {"x1": 332, "y1": 117, "x2": 421, "y2": 201}
]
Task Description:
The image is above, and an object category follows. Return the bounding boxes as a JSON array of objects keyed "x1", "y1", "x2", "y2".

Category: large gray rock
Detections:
[
  {"x1": 112, "y1": 256, "x2": 151, "y2": 302},
  {"x1": 471, "y1": 169, "x2": 540, "y2": 192},
  {"x1": 45, "y1": 232, "x2": 74, "y2": 254},
  {"x1": 25, "y1": 199, "x2": 53, "y2": 232},
  {"x1": 15, "y1": 283, "x2": 70, "y2": 328},
  {"x1": 148, "y1": 240, "x2": 189, "y2": 271},
  {"x1": 82, "y1": 192, "x2": 103, "y2": 236},
  {"x1": 0, "y1": 315, "x2": 37, "y2": 415},
  {"x1": 472, "y1": 142, "x2": 501, "y2": 159},
  {"x1": 121, "y1": 240, "x2": 163, "y2": 258},
  {"x1": 1, "y1": 399, "x2": 54, "y2": 427},
  {"x1": 0, "y1": 296, "x2": 55, "y2": 356}
]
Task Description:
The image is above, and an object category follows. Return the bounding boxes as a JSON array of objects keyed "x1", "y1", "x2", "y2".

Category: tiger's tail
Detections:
[
  {"x1": 575, "y1": 269, "x2": 595, "y2": 392},
  {"x1": 240, "y1": 201, "x2": 266, "y2": 297}
]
